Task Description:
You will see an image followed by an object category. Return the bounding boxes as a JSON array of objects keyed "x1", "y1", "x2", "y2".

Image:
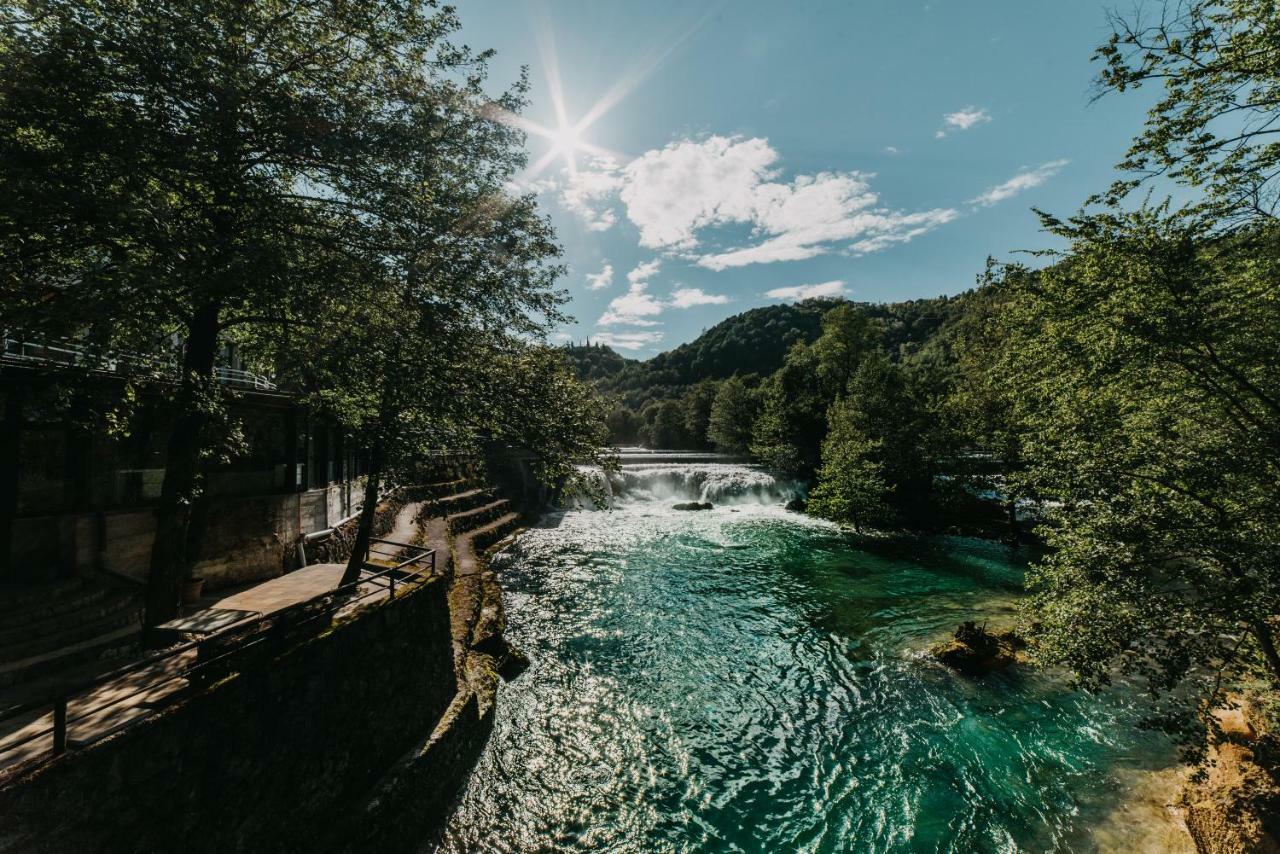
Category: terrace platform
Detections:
[{"x1": 0, "y1": 560, "x2": 416, "y2": 775}]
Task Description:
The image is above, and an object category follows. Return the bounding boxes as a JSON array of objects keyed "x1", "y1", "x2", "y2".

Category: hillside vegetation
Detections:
[{"x1": 561, "y1": 290, "x2": 982, "y2": 456}]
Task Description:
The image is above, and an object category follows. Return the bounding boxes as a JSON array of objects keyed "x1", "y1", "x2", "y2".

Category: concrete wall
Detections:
[
  {"x1": 0, "y1": 575, "x2": 459, "y2": 854},
  {"x1": 5, "y1": 479, "x2": 370, "y2": 589}
]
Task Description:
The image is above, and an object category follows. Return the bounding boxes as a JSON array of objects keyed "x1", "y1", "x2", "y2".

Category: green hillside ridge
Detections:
[
  {"x1": 560, "y1": 290, "x2": 983, "y2": 448},
  {"x1": 561, "y1": 293, "x2": 974, "y2": 391}
]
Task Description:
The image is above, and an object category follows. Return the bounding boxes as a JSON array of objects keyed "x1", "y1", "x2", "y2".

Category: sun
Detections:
[
  {"x1": 516, "y1": 113, "x2": 616, "y2": 179},
  {"x1": 549, "y1": 122, "x2": 583, "y2": 158},
  {"x1": 489, "y1": 10, "x2": 715, "y2": 181}
]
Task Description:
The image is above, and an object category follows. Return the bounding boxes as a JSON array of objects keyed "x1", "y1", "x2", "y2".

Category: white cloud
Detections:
[
  {"x1": 585, "y1": 262, "x2": 614, "y2": 291},
  {"x1": 576, "y1": 135, "x2": 958, "y2": 270},
  {"x1": 547, "y1": 136, "x2": 959, "y2": 273},
  {"x1": 599, "y1": 261, "x2": 729, "y2": 323},
  {"x1": 560, "y1": 158, "x2": 623, "y2": 231},
  {"x1": 627, "y1": 259, "x2": 661, "y2": 286},
  {"x1": 619, "y1": 136, "x2": 778, "y2": 250},
  {"x1": 599, "y1": 282, "x2": 665, "y2": 326},
  {"x1": 506, "y1": 176, "x2": 558, "y2": 196},
  {"x1": 885, "y1": 145, "x2": 900, "y2": 156},
  {"x1": 699, "y1": 199, "x2": 958, "y2": 271},
  {"x1": 593, "y1": 330, "x2": 664, "y2": 351},
  {"x1": 765, "y1": 280, "x2": 848, "y2": 301},
  {"x1": 936, "y1": 106, "x2": 991, "y2": 138},
  {"x1": 669, "y1": 287, "x2": 730, "y2": 308},
  {"x1": 970, "y1": 160, "x2": 1069, "y2": 207}
]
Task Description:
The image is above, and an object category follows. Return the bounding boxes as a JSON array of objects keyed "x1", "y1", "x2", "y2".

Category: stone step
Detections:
[
  {"x1": 0, "y1": 592, "x2": 143, "y2": 665},
  {"x1": 0, "y1": 624, "x2": 141, "y2": 690},
  {"x1": 426, "y1": 488, "x2": 494, "y2": 517},
  {"x1": 0, "y1": 576, "x2": 91, "y2": 615},
  {"x1": 0, "y1": 582, "x2": 115, "y2": 631},
  {"x1": 446, "y1": 500, "x2": 512, "y2": 536},
  {"x1": 417, "y1": 478, "x2": 484, "y2": 501},
  {"x1": 468, "y1": 512, "x2": 522, "y2": 553}
]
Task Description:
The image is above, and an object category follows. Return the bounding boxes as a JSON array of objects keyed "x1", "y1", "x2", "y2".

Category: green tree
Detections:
[
  {"x1": 808, "y1": 354, "x2": 930, "y2": 528},
  {"x1": 604, "y1": 402, "x2": 643, "y2": 446},
  {"x1": 706, "y1": 375, "x2": 759, "y2": 455},
  {"x1": 1003, "y1": 0, "x2": 1280, "y2": 756},
  {"x1": 681, "y1": 381, "x2": 719, "y2": 449},
  {"x1": 1005, "y1": 210, "x2": 1280, "y2": 755},
  {"x1": 750, "y1": 342, "x2": 827, "y2": 475},
  {"x1": 0, "y1": 2, "x2": 570, "y2": 623},
  {"x1": 944, "y1": 266, "x2": 1030, "y2": 539},
  {"x1": 481, "y1": 342, "x2": 612, "y2": 490},
  {"x1": 752, "y1": 303, "x2": 881, "y2": 475},
  {"x1": 1093, "y1": 0, "x2": 1280, "y2": 223},
  {"x1": 640, "y1": 399, "x2": 689, "y2": 449},
  {"x1": 812, "y1": 302, "x2": 879, "y2": 398},
  {"x1": 806, "y1": 403, "x2": 891, "y2": 531},
  {"x1": 316, "y1": 131, "x2": 567, "y2": 583}
]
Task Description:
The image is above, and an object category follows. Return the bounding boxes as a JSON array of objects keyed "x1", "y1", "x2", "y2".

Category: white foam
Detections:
[{"x1": 573, "y1": 460, "x2": 802, "y2": 508}]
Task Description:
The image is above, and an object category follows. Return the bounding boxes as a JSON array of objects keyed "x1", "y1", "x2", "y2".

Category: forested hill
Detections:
[
  {"x1": 561, "y1": 299, "x2": 827, "y2": 399},
  {"x1": 561, "y1": 291, "x2": 976, "y2": 410},
  {"x1": 557, "y1": 341, "x2": 634, "y2": 382},
  {"x1": 624, "y1": 299, "x2": 834, "y2": 385}
]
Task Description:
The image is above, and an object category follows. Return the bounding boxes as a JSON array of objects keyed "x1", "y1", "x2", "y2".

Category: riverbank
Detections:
[{"x1": 1180, "y1": 698, "x2": 1280, "y2": 853}]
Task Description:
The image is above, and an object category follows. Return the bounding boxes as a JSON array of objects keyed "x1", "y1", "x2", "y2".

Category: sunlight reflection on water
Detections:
[{"x1": 435, "y1": 495, "x2": 1187, "y2": 853}]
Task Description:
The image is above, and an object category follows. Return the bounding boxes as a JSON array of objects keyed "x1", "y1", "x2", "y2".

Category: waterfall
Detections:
[
  {"x1": 573, "y1": 455, "x2": 802, "y2": 509},
  {"x1": 568, "y1": 465, "x2": 614, "y2": 510}
]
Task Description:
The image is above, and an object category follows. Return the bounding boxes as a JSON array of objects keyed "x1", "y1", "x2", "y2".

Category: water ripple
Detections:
[{"x1": 435, "y1": 502, "x2": 1183, "y2": 853}]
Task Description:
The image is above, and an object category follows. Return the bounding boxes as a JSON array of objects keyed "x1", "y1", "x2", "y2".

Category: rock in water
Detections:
[
  {"x1": 784, "y1": 497, "x2": 807, "y2": 513},
  {"x1": 672, "y1": 501, "x2": 713, "y2": 511},
  {"x1": 498, "y1": 643, "x2": 531, "y2": 682},
  {"x1": 475, "y1": 634, "x2": 531, "y2": 682},
  {"x1": 931, "y1": 621, "x2": 1025, "y2": 676}
]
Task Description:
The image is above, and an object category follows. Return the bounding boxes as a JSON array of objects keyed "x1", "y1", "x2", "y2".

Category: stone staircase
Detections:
[
  {"x1": 423, "y1": 487, "x2": 494, "y2": 519},
  {"x1": 445, "y1": 498, "x2": 511, "y2": 535},
  {"x1": 408, "y1": 473, "x2": 524, "y2": 680},
  {"x1": 469, "y1": 513, "x2": 522, "y2": 552},
  {"x1": 0, "y1": 575, "x2": 143, "y2": 690},
  {"x1": 444, "y1": 496, "x2": 521, "y2": 551}
]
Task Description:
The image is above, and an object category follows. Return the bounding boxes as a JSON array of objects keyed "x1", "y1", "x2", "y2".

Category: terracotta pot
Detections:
[{"x1": 181, "y1": 577, "x2": 206, "y2": 604}]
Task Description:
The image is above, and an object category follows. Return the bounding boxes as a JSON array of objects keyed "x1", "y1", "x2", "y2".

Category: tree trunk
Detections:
[
  {"x1": 1249, "y1": 618, "x2": 1280, "y2": 685},
  {"x1": 183, "y1": 489, "x2": 214, "y2": 582},
  {"x1": 0, "y1": 386, "x2": 23, "y2": 583},
  {"x1": 144, "y1": 302, "x2": 220, "y2": 631},
  {"x1": 340, "y1": 438, "x2": 383, "y2": 587}
]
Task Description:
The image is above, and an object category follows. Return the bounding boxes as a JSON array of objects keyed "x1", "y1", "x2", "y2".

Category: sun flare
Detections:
[
  {"x1": 491, "y1": 9, "x2": 713, "y2": 181},
  {"x1": 549, "y1": 123, "x2": 582, "y2": 157}
]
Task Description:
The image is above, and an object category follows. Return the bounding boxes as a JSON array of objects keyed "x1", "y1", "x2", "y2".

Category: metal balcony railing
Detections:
[
  {"x1": 2, "y1": 336, "x2": 277, "y2": 390},
  {"x1": 0, "y1": 543, "x2": 438, "y2": 778}
]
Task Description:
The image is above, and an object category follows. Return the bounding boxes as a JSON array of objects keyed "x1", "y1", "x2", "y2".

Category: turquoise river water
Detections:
[{"x1": 436, "y1": 462, "x2": 1191, "y2": 853}]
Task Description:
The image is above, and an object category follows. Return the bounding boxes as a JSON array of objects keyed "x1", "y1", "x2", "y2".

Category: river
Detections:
[{"x1": 436, "y1": 457, "x2": 1191, "y2": 853}]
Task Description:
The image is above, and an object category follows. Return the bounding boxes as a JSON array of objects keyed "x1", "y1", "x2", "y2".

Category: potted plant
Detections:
[{"x1": 181, "y1": 573, "x2": 206, "y2": 604}]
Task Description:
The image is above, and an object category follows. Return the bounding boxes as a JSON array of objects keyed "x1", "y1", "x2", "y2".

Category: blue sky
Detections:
[{"x1": 456, "y1": 0, "x2": 1150, "y2": 355}]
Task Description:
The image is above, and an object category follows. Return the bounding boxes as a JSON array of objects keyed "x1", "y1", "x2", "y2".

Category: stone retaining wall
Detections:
[
  {"x1": 335, "y1": 490, "x2": 525, "y2": 851},
  {"x1": 0, "y1": 575, "x2": 456, "y2": 854}
]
